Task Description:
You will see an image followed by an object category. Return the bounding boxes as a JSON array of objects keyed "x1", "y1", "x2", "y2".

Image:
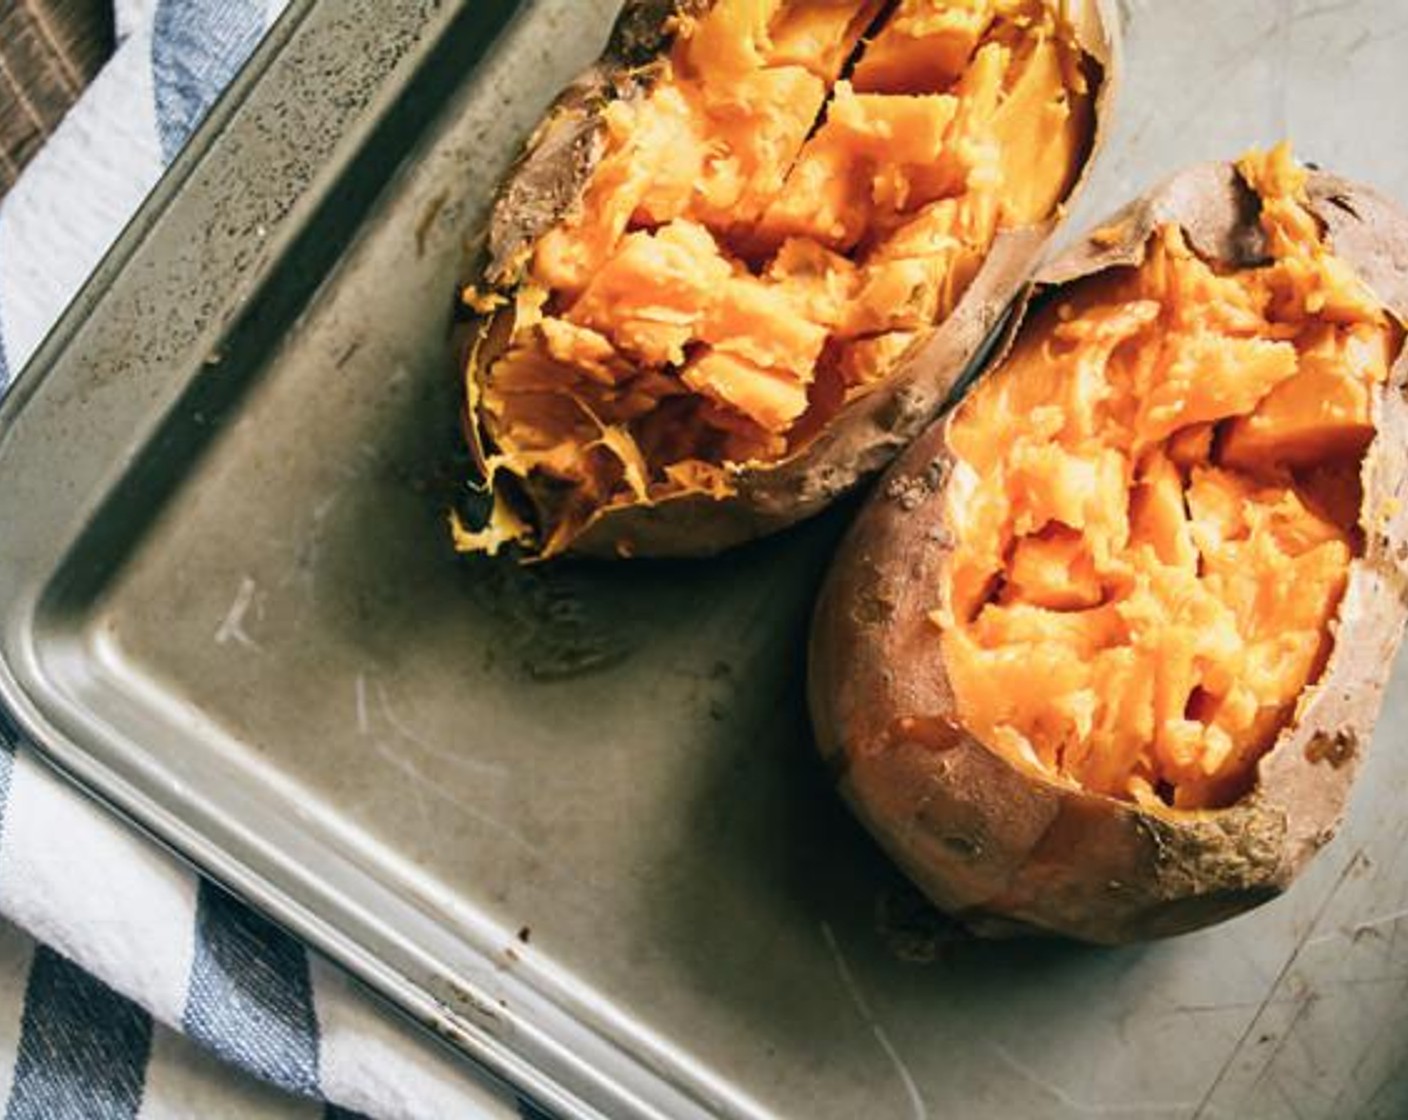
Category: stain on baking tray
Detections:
[
  {"x1": 437, "y1": 976, "x2": 509, "y2": 1037},
  {"x1": 446, "y1": 485, "x2": 853, "y2": 683},
  {"x1": 462, "y1": 558, "x2": 633, "y2": 680},
  {"x1": 874, "y1": 880, "x2": 972, "y2": 965}
]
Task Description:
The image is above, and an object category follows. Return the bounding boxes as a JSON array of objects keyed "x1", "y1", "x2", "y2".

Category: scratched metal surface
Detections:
[{"x1": 0, "y1": 1, "x2": 1405, "y2": 1118}]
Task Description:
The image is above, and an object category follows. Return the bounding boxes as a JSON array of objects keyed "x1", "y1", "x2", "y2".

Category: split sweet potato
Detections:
[
  {"x1": 456, "y1": 0, "x2": 1115, "y2": 559},
  {"x1": 809, "y1": 147, "x2": 1408, "y2": 943}
]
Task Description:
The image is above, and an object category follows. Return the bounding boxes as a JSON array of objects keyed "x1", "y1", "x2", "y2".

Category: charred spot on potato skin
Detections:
[
  {"x1": 1226, "y1": 222, "x2": 1272, "y2": 271},
  {"x1": 1139, "y1": 805, "x2": 1288, "y2": 901},
  {"x1": 1325, "y1": 193, "x2": 1361, "y2": 221},
  {"x1": 876, "y1": 385, "x2": 930, "y2": 436},
  {"x1": 922, "y1": 457, "x2": 953, "y2": 500},
  {"x1": 884, "y1": 456, "x2": 951, "y2": 512},
  {"x1": 927, "y1": 523, "x2": 955, "y2": 549},
  {"x1": 795, "y1": 463, "x2": 850, "y2": 506},
  {"x1": 609, "y1": 0, "x2": 708, "y2": 65},
  {"x1": 884, "y1": 473, "x2": 928, "y2": 513},
  {"x1": 854, "y1": 589, "x2": 897, "y2": 626},
  {"x1": 1305, "y1": 728, "x2": 1358, "y2": 768},
  {"x1": 485, "y1": 103, "x2": 608, "y2": 287},
  {"x1": 939, "y1": 834, "x2": 984, "y2": 861},
  {"x1": 844, "y1": 555, "x2": 888, "y2": 609},
  {"x1": 1219, "y1": 172, "x2": 1274, "y2": 268},
  {"x1": 887, "y1": 715, "x2": 964, "y2": 752}
]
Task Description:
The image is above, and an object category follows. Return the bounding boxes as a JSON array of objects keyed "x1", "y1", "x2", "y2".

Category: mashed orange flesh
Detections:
[
  {"x1": 939, "y1": 146, "x2": 1402, "y2": 810},
  {"x1": 466, "y1": 0, "x2": 1094, "y2": 555}
]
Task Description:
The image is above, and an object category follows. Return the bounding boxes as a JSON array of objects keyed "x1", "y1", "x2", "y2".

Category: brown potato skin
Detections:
[
  {"x1": 809, "y1": 163, "x2": 1408, "y2": 945},
  {"x1": 462, "y1": 0, "x2": 1119, "y2": 559}
]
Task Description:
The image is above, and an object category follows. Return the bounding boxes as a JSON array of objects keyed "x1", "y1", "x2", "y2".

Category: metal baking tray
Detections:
[{"x1": 1, "y1": 1, "x2": 1406, "y2": 1117}]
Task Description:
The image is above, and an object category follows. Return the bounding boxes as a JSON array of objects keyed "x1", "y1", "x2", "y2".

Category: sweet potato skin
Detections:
[
  {"x1": 462, "y1": 0, "x2": 1119, "y2": 559},
  {"x1": 808, "y1": 164, "x2": 1408, "y2": 944}
]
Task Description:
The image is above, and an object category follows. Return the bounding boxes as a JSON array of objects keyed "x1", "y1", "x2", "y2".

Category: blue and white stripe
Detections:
[
  {"x1": 152, "y1": 0, "x2": 267, "y2": 163},
  {"x1": 0, "y1": 4, "x2": 542, "y2": 1117},
  {"x1": 184, "y1": 882, "x2": 321, "y2": 1096},
  {"x1": 7, "y1": 947, "x2": 153, "y2": 1120}
]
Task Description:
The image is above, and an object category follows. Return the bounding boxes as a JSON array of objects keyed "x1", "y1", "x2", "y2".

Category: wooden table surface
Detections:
[{"x1": 0, "y1": 0, "x2": 113, "y2": 193}]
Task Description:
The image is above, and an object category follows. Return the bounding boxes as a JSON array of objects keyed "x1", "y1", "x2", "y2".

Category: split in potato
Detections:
[
  {"x1": 940, "y1": 145, "x2": 1402, "y2": 811},
  {"x1": 459, "y1": 0, "x2": 1107, "y2": 558}
]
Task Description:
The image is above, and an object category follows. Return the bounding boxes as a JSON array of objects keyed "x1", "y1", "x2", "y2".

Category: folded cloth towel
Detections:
[{"x1": 0, "y1": 4, "x2": 534, "y2": 1117}]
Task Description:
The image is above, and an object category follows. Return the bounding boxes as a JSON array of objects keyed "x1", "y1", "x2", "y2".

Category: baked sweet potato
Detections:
[
  {"x1": 809, "y1": 146, "x2": 1408, "y2": 943},
  {"x1": 456, "y1": 0, "x2": 1116, "y2": 559}
]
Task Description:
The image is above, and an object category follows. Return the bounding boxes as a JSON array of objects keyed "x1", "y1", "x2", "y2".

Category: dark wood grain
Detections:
[{"x1": 0, "y1": 0, "x2": 115, "y2": 193}]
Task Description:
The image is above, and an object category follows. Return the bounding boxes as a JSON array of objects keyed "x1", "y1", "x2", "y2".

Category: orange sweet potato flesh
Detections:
[
  {"x1": 938, "y1": 145, "x2": 1403, "y2": 811},
  {"x1": 460, "y1": 0, "x2": 1099, "y2": 558}
]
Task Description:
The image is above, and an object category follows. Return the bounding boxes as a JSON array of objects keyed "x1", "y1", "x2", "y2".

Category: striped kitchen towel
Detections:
[{"x1": 0, "y1": 3, "x2": 536, "y2": 1118}]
